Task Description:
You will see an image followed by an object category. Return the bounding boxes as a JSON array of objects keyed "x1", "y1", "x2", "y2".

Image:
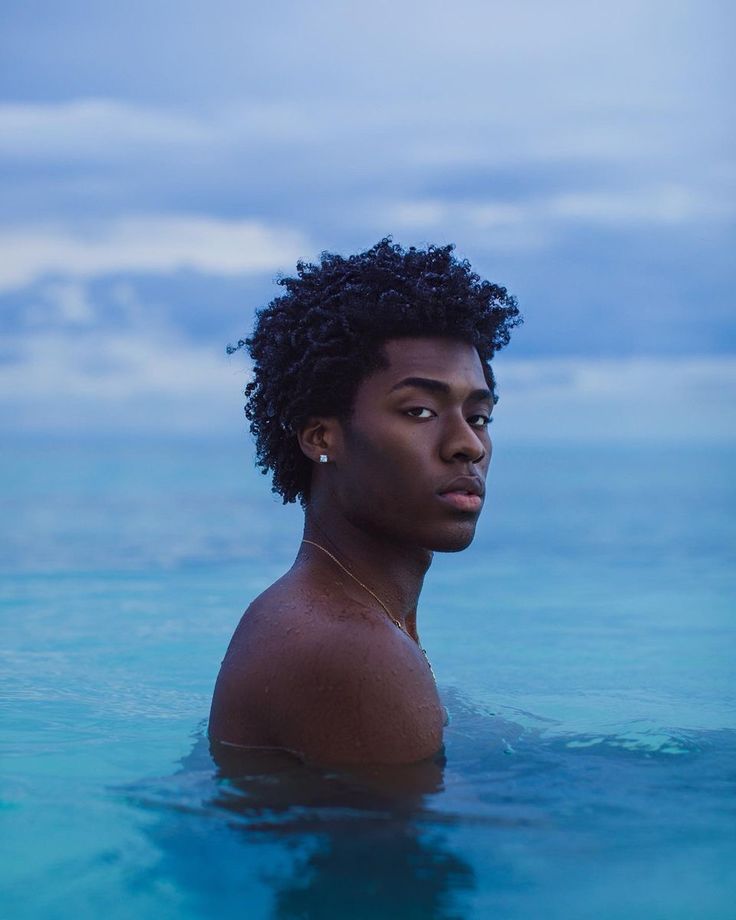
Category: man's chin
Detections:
[{"x1": 427, "y1": 522, "x2": 479, "y2": 553}]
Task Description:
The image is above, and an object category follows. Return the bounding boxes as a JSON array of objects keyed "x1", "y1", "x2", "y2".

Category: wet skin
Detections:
[{"x1": 209, "y1": 337, "x2": 493, "y2": 764}]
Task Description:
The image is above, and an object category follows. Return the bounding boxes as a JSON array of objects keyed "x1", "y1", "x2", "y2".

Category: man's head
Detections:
[{"x1": 231, "y1": 238, "x2": 521, "y2": 506}]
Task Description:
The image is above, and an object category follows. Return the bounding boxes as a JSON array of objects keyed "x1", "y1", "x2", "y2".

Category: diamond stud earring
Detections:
[{"x1": 319, "y1": 454, "x2": 328, "y2": 463}]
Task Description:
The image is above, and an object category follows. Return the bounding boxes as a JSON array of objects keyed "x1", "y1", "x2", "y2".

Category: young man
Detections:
[{"x1": 209, "y1": 239, "x2": 521, "y2": 764}]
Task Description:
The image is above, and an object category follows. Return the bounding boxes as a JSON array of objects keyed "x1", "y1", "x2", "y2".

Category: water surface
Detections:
[{"x1": 2, "y1": 439, "x2": 734, "y2": 918}]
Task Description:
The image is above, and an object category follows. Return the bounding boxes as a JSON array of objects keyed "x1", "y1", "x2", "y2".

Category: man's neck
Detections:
[{"x1": 299, "y1": 504, "x2": 433, "y2": 637}]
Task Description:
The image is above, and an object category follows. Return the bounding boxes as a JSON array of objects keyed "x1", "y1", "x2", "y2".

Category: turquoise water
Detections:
[{"x1": 2, "y1": 439, "x2": 735, "y2": 918}]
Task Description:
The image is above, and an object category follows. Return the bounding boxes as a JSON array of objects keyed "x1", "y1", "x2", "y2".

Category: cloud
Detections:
[
  {"x1": 0, "y1": 216, "x2": 310, "y2": 293},
  {"x1": 0, "y1": 94, "x2": 729, "y2": 267},
  {"x1": 0, "y1": 3, "x2": 731, "y2": 361},
  {"x1": 2, "y1": 305, "x2": 734, "y2": 440},
  {"x1": 0, "y1": 280, "x2": 247, "y2": 435},
  {"x1": 491, "y1": 355, "x2": 736, "y2": 442},
  {"x1": 26, "y1": 280, "x2": 96, "y2": 326},
  {"x1": 546, "y1": 189, "x2": 730, "y2": 226},
  {"x1": 0, "y1": 100, "x2": 205, "y2": 159},
  {"x1": 0, "y1": 99, "x2": 326, "y2": 162},
  {"x1": 387, "y1": 185, "x2": 732, "y2": 250},
  {"x1": 0, "y1": 326, "x2": 249, "y2": 435},
  {"x1": 0, "y1": 93, "x2": 721, "y2": 178}
]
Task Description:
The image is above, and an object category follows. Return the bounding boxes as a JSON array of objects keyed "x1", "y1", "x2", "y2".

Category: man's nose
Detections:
[{"x1": 440, "y1": 412, "x2": 488, "y2": 464}]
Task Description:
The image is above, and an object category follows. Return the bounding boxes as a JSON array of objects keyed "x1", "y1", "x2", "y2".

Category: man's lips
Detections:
[
  {"x1": 437, "y1": 476, "x2": 485, "y2": 513},
  {"x1": 437, "y1": 491, "x2": 483, "y2": 512}
]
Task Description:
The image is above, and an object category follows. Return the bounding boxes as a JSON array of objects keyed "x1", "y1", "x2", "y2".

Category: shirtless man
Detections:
[{"x1": 209, "y1": 239, "x2": 520, "y2": 764}]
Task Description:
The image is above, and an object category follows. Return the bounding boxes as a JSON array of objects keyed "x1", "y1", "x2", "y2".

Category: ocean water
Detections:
[{"x1": 1, "y1": 438, "x2": 735, "y2": 919}]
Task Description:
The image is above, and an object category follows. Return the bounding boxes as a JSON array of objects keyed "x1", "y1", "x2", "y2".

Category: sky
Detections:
[{"x1": 1, "y1": 0, "x2": 734, "y2": 440}]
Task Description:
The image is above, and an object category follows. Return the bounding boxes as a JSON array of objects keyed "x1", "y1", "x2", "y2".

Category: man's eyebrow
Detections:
[{"x1": 389, "y1": 377, "x2": 492, "y2": 401}]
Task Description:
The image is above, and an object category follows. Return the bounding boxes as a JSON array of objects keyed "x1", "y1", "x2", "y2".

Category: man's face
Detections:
[{"x1": 333, "y1": 337, "x2": 493, "y2": 552}]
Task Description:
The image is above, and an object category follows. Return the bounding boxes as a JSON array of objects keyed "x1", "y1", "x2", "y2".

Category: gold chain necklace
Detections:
[
  {"x1": 301, "y1": 539, "x2": 435, "y2": 677},
  {"x1": 302, "y1": 539, "x2": 404, "y2": 631}
]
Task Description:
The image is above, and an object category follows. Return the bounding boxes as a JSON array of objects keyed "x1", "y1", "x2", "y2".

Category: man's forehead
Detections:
[{"x1": 379, "y1": 337, "x2": 486, "y2": 382}]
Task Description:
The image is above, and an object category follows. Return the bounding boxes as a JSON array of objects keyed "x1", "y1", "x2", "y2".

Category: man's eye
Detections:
[
  {"x1": 468, "y1": 414, "x2": 492, "y2": 429},
  {"x1": 406, "y1": 407, "x2": 435, "y2": 419}
]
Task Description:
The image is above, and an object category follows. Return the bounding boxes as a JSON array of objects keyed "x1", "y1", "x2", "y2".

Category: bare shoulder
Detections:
[
  {"x1": 209, "y1": 580, "x2": 444, "y2": 765},
  {"x1": 272, "y1": 605, "x2": 444, "y2": 764},
  {"x1": 208, "y1": 579, "x2": 307, "y2": 747}
]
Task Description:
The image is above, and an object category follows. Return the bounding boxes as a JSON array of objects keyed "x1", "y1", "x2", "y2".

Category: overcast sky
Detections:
[{"x1": 1, "y1": 1, "x2": 733, "y2": 439}]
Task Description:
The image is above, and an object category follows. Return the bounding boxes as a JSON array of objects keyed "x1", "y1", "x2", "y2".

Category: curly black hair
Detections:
[{"x1": 228, "y1": 238, "x2": 521, "y2": 505}]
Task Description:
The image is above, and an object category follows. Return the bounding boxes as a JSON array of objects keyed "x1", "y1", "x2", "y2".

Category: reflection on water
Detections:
[
  {"x1": 125, "y1": 691, "x2": 736, "y2": 919},
  {"x1": 208, "y1": 740, "x2": 478, "y2": 919},
  {"x1": 126, "y1": 693, "x2": 506, "y2": 917}
]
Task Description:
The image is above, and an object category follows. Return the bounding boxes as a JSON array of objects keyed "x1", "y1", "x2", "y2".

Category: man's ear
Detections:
[{"x1": 297, "y1": 417, "x2": 343, "y2": 464}]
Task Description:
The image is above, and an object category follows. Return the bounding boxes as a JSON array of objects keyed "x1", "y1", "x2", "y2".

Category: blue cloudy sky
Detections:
[{"x1": 1, "y1": 0, "x2": 734, "y2": 440}]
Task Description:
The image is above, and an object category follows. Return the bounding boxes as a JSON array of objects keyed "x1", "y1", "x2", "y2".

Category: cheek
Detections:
[
  {"x1": 339, "y1": 429, "x2": 430, "y2": 517},
  {"x1": 336, "y1": 432, "x2": 483, "y2": 551}
]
